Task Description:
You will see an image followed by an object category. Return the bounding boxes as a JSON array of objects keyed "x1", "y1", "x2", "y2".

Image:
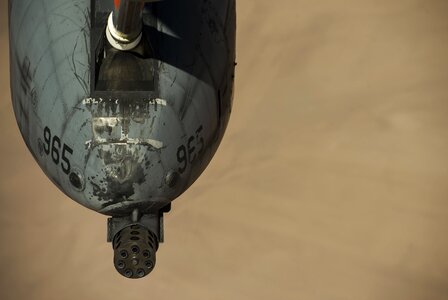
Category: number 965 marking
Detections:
[
  {"x1": 43, "y1": 126, "x2": 74, "y2": 175},
  {"x1": 177, "y1": 125, "x2": 204, "y2": 174}
]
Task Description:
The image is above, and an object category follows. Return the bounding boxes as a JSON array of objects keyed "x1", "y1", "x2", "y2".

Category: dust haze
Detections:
[{"x1": 1, "y1": 1, "x2": 448, "y2": 299}]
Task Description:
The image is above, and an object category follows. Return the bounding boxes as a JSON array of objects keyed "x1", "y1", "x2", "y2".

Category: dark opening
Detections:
[{"x1": 91, "y1": 0, "x2": 155, "y2": 93}]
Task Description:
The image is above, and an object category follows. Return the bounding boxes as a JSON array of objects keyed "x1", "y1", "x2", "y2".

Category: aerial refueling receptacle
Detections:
[{"x1": 9, "y1": 0, "x2": 236, "y2": 279}]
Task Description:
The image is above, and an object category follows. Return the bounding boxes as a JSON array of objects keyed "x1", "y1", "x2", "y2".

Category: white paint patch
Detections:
[
  {"x1": 93, "y1": 117, "x2": 120, "y2": 127},
  {"x1": 82, "y1": 98, "x2": 167, "y2": 106},
  {"x1": 150, "y1": 98, "x2": 167, "y2": 106},
  {"x1": 84, "y1": 138, "x2": 163, "y2": 150},
  {"x1": 125, "y1": 138, "x2": 164, "y2": 149},
  {"x1": 82, "y1": 98, "x2": 104, "y2": 105},
  {"x1": 82, "y1": 97, "x2": 167, "y2": 150}
]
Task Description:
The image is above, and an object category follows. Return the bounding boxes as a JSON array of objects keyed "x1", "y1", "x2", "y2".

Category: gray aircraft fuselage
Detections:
[{"x1": 9, "y1": 0, "x2": 236, "y2": 278}]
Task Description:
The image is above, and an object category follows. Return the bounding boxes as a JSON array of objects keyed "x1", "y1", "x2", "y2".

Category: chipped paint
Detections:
[{"x1": 10, "y1": 0, "x2": 236, "y2": 217}]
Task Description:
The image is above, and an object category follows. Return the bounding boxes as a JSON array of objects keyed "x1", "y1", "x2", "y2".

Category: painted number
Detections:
[
  {"x1": 177, "y1": 145, "x2": 187, "y2": 174},
  {"x1": 177, "y1": 125, "x2": 205, "y2": 174},
  {"x1": 43, "y1": 127, "x2": 74, "y2": 175},
  {"x1": 61, "y1": 145, "x2": 73, "y2": 174}
]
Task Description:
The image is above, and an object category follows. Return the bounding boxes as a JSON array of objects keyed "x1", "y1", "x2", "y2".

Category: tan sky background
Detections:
[{"x1": 1, "y1": 0, "x2": 448, "y2": 299}]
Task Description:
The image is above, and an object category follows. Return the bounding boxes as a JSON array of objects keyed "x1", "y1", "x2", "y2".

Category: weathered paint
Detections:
[{"x1": 9, "y1": 0, "x2": 236, "y2": 217}]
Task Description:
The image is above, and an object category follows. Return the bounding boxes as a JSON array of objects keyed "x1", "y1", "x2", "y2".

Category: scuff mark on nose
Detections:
[{"x1": 89, "y1": 144, "x2": 147, "y2": 208}]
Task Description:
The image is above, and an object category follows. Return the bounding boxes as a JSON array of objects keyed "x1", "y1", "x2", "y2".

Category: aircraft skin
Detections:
[{"x1": 9, "y1": 0, "x2": 236, "y2": 278}]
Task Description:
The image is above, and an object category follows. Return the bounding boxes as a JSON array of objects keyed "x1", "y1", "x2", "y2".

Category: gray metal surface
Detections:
[
  {"x1": 9, "y1": 0, "x2": 236, "y2": 216},
  {"x1": 9, "y1": 0, "x2": 236, "y2": 278}
]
